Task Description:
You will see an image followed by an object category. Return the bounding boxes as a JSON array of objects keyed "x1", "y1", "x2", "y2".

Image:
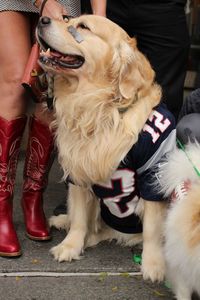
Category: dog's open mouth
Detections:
[{"x1": 38, "y1": 37, "x2": 85, "y2": 69}]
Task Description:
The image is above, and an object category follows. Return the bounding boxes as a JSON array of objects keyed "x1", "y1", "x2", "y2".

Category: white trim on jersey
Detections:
[{"x1": 137, "y1": 129, "x2": 176, "y2": 175}]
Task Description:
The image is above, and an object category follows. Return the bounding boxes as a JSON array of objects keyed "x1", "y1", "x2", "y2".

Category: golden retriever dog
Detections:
[
  {"x1": 156, "y1": 142, "x2": 200, "y2": 300},
  {"x1": 36, "y1": 14, "x2": 176, "y2": 282}
]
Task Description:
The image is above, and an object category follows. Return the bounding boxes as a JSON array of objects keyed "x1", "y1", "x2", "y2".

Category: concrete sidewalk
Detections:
[{"x1": 0, "y1": 154, "x2": 175, "y2": 300}]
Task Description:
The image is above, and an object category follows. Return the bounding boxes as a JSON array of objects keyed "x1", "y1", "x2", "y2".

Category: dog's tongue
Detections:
[
  {"x1": 50, "y1": 51, "x2": 76, "y2": 62},
  {"x1": 50, "y1": 50, "x2": 63, "y2": 58}
]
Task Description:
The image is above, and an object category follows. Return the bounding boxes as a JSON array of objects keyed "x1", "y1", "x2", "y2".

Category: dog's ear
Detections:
[{"x1": 118, "y1": 38, "x2": 155, "y2": 99}]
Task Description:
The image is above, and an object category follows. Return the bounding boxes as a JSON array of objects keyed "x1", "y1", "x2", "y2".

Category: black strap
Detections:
[{"x1": 39, "y1": 0, "x2": 49, "y2": 16}]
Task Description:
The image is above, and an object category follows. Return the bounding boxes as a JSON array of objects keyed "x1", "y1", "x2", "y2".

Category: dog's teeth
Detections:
[{"x1": 46, "y1": 48, "x2": 51, "y2": 56}]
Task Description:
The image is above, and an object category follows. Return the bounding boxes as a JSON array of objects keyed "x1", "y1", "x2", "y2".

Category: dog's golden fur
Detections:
[
  {"x1": 156, "y1": 143, "x2": 200, "y2": 299},
  {"x1": 37, "y1": 15, "x2": 167, "y2": 282}
]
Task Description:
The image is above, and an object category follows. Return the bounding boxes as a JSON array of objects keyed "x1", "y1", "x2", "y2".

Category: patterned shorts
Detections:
[{"x1": 0, "y1": 0, "x2": 81, "y2": 17}]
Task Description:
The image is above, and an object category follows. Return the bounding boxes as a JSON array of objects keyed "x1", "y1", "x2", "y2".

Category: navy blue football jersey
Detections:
[{"x1": 92, "y1": 104, "x2": 176, "y2": 234}]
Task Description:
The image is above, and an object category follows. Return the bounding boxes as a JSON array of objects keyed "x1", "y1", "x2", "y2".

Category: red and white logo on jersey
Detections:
[{"x1": 170, "y1": 180, "x2": 191, "y2": 203}]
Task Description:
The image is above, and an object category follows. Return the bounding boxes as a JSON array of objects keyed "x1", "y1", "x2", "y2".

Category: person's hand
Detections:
[{"x1": 38, "y1": 0, "x2": 68, "y2": 20}]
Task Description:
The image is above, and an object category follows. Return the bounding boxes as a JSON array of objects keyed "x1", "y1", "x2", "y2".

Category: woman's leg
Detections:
[
  {"x1": 0, "y1": 11, "x2": 31, "y2": 256},
  {"x1": 0, "y1": 11, "x2": 31, "y2": 119}
]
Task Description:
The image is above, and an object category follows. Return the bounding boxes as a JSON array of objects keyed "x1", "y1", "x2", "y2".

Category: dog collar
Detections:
[
  {"x1": 118, "y1": 106, "x2": 129, "y2": 114},
  {"x1": 117, "y1": 94, "x2": 138, "y2": 114},
  {"x1": 46, "y1": 73, "x2": 54, "y2": 110}
]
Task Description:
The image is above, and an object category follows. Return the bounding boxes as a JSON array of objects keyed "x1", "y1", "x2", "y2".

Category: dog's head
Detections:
[{"x1": 37, "y1": 14, "x2": 157, "y2": 101}]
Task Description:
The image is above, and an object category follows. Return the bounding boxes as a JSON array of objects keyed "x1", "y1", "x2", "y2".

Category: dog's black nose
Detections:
[{"x1": 39, "y1": 17, "x2": 51, "y2": 26}]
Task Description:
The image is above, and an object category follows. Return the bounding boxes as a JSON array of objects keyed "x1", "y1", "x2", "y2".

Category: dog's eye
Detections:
[{"x1": 77, "y1": 23, "x2": 90, "y2": 31}]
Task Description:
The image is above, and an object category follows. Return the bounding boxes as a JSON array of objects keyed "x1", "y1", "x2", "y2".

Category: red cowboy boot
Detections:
[
  {"x1": 22, "y1": 116, "x2": 55, "y2": 240},
  {"x1": 0, "y1": 115, "x2": 27, "y2": 257}
]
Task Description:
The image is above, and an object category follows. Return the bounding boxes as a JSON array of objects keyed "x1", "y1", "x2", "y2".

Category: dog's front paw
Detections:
[
  {"x1": 142, "y1": 249, "x2": 165, "y2": 282},
  {"x1": 49, "y1": 214, "x2": 70, "y2": 231},
  {"x1": 50, "y1": 243, "x2": 82, "y2": 262}
]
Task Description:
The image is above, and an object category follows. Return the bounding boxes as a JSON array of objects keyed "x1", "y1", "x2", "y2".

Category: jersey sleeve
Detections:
[{"x1": 131, "y1": 104, "x2": 176, "y2": 201}]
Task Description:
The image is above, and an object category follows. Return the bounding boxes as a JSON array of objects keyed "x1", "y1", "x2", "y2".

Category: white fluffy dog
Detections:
[{"x1": 157, "y1": 142, "x2": 200, "y2": 300}]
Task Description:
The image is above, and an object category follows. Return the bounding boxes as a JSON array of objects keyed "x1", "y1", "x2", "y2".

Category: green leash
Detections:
[{"x1": 176, "y1": 138, "x2": 200, "y2": 177}]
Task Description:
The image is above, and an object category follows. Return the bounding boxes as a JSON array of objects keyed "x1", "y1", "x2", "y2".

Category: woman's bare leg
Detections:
[
  {"x1": 0, "y1": 11, "x2": 31, "y2": 256},
  {"x1": 0, "y1": 11, "x2": 31, "y2": 120}
]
